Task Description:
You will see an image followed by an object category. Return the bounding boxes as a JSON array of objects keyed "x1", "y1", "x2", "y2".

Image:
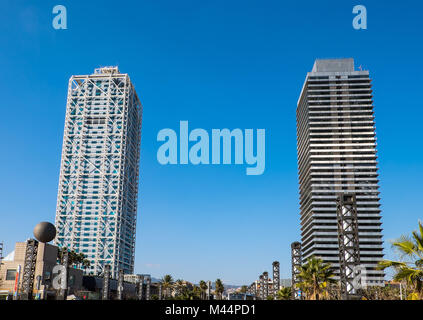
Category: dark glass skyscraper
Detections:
[{"x1": 296, "y1": 58, "x2": 384, "y2": 286}]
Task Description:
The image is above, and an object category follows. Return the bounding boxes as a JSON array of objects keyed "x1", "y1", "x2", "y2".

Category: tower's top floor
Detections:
[
  {"x1": 94, "y1": 66, "x2": 120, "y2": 75},
  {"x1": 297, "y1": 58, "x2": 370, "y2": 106},
  {"x1": 311, "y1": 58, "x2": 355, "y2": 73}
]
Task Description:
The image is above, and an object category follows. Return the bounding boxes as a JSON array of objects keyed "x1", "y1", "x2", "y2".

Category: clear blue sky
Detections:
[{"x1": 0, "y1": 0, "x2": 422, "y2": 285}]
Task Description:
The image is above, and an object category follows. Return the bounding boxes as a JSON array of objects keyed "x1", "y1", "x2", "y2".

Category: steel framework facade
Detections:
[
  {"x1": 291, "y1": 241, "x2": 302, "y2": 299},
  {"x1": 272, "y1": 261, "x2": 280, "y2": 299},
  {"x1": 207, "y1": 281, "x2": 211, "y2": 300},
  {"x1": 145, "y1": 275, "x2": 151, "y2": 300},
  {"x1": 263, "y1": 271, "x2": 269, "y2": 299},
  {"x1": 337, "y1": 193, "x2": 361, "y2": 299},
  {"x1": 117, "y1": 269, "x2": 124, "y2": 300},
  {"x1": 136, "y1": 275, "x2": 145, "y2": 300},
  {"x1": 55, "y1": 67, "x2": 143, "y2": 278},
  {"x1": 259, "y1": 275, "x2": 264, "y2": 300},
  {"x1": 20, "y1": 239, "x2": 39, "y2": 300},
  {"x1": 296, "y1": 59, "x2": 384, "y2": 286},
  {"x1": 57, "y1": 250, "x2": 69, "y2": 300},
  {"x1": 102, "y1": 264, "x2": 111, "y2": 300}
]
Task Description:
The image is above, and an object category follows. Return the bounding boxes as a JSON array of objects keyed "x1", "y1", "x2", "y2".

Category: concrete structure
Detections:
[
  {"x1": 55, "y1": 67, "x2": 143, "y2": 278},
  {"x1": 296, "y1": 58, "x2": 384, "y2": 286},
  {"x1": 0, "y1": 241, "x2": 82, "y2": 299},
  {"x1": 81, "y1": 275, "x2": 138, "y2": 300},
  {"x1": 280, "y1": 278, "x2": 292, "y2": 288}
]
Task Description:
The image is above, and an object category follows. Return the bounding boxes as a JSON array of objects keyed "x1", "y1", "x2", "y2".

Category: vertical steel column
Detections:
[
  {"x1": 158, "y1": 283, "x2": 163, "y2": 300},
  {"x1": 137, "y1": 275, "x2": 144, "y2": 300},
  {"x1": 248, "y1": 283, "x2": 252, "y2": 296},
  {"x1": 102, "y1": 264, "x2": 111, "y2": 300},
  {"x1": 117, "y1": 269, "x2": 124, "y2": 300},
  {"x1": 248, "y1": 282, "x2": 256, "y2": 299},
  {"x1": 0, "y1": 242, "x2": 3, "y2": 290},
  {"x1": 57, "y1": 250, "x2": 69, "y2": 300},
  {"x1": 337, "y1": 194, "x2": 361, "y2": 300},
  {"x1": 259, "y1": 275, "x2": 264, "y2": 300},
  {"x1": 145, "y1": 275, "x2": 151, "y2": 300},
  {"x1": 35, "y1": 275, "x2": 42, "y2": 299},
  {"x1": 272, "y1": 261, "x2": 280, "y2": 299},
  {"x1": 291, "y1": 241, "x2": 302, "y2": 300},
  {"x1": 20, "y1": 239, "x2": 39, "y2": 300},
  {"x1": 207, "y1": 281, "x2": 211, "y2": 300},
  {"x1": 263, "y1": 272, "x2": 269, "y2": 299}
]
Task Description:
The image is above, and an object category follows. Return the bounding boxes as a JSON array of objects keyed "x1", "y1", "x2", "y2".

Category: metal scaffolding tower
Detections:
[
  {"x1": 145, "y1": 275, "x2": 151, "y2": 300},
  {"x1": 102, "y1": 264, "x2": 111, "y2": 300},
  {"x1": 136, "y1": 275, "x2": 144, "y2": 300},
  {"x1": 272, "y1": 261, "x2": 280, "y2": 299},
  {"x1": 291, "y1": 241, "x2": 302, "y2": 299},
  {"x1": 337, "y1": 194, "x2": 361, "y2": 299},
  {"x1": 263, "y1": 272, "x2": 269, "y2": 299},
  {"x1": 57, "y1": 250, "x2": 69, "y2": 300},
  {"x1": 158, "y1": 283, "x2": 163, "y2": 300},
  {"x1": 20, "y1": 239, "x2": 39, "y2": 300},
  {"x1": 117, "y1": 269, "x2": 124, "y2": 300},
  {"x1": 259, "y1": 275, "x2": 264, "y2": 300},
  {"x1": 207, "y1": 281, "x2": 211, "y2": 300},
  {"x1": 248, "y1": 282, "x2": 256, "y2": 298}
]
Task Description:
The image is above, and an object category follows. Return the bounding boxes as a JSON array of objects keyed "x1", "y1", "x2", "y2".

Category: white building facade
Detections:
[{"x1": 55, "y1": 67, "x2": 142, "y2": 278}]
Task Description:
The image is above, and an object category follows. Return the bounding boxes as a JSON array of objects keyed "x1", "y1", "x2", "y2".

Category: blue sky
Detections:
[{"x1": 0, "y1": 0, "x2": 422, "y2": 285}]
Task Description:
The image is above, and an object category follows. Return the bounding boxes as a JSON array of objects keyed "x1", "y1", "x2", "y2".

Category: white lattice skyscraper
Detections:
[{"x1": 55, "y1": 67, "x2": 142, "y2": 277}]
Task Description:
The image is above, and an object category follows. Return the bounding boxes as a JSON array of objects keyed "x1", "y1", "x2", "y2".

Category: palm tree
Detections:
[
  {"x1": 378, "y1": 221, "x2": 423, "y2": 299},
  {"x1": 174, "y1": 279, "x2": 184, "y2": 297},
  {"x1": 297, "y1": 256, "x2": 336, "y2": 300},
  {"x1": 58, "y1": 247, "x2": 90, "y2": 270},
  {"x1": 161, "y1": 274, "x2": 174, "y2": 298},
  {"x1": 276, "y1": 287, "x2": 291, "y2": 300},
  {"x1": 239, "y1": 285, "x2": 248, "y2": 293},
  {"x1": 192, "y1": 285, "x2": 202, "y2": 300},
  {"x1": 215, "y1": 279, "x2": 224, "y2": 300},
  {"x1": 199, "y1": 280, "x2": 208, "y2": 300}
]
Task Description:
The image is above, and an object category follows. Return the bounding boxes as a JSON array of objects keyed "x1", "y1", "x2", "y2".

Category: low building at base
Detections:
[{"x1": 0, "y1": 240, "x2": 83, "y2": 300}]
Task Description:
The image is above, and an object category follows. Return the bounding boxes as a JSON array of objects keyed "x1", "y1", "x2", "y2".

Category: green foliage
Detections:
[
  {"x1": 199, "y1": 280, "x2": 208, "y2": 299},
  {"x1": 161, "y1": 274, "x2": 174, "y2": 298},
  {"x1": 297, "y1": 256, "x2": 336, "y2": 300},
  {"x1": 239, "y1": 285, "x2": 248, "y2": 293},
  {"x1": 361, "y1": 285, "x2": 401, "y2": 300},
  {"x1": 276, "y1": 287, "x2": 292, "y2": 300},
  {"x1": 58, "y1": 247, "x2": 90, "y2": 268},
  {"x1": 215, "y1": 279, "x2": 224, "y2": 300},
  {"x1": 378, "y1": 221, "x2": 423, "y2": 299}
]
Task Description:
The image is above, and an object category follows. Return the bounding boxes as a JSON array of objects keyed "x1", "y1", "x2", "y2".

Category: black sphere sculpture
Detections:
[{"x1": 33, "y1": 222, "x2": 57, "y2": 243}]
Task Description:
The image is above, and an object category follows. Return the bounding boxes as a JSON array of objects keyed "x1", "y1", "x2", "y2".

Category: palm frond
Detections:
[
  {"x1": 412, "y1": 230, "x2": 423, "y2": 254},
  {"x1": 392, "y1": 236, "x2": 417, "y2": 257},
  {"x1": 377, "y1": 259, "x2": 407, "y2": 270}
]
